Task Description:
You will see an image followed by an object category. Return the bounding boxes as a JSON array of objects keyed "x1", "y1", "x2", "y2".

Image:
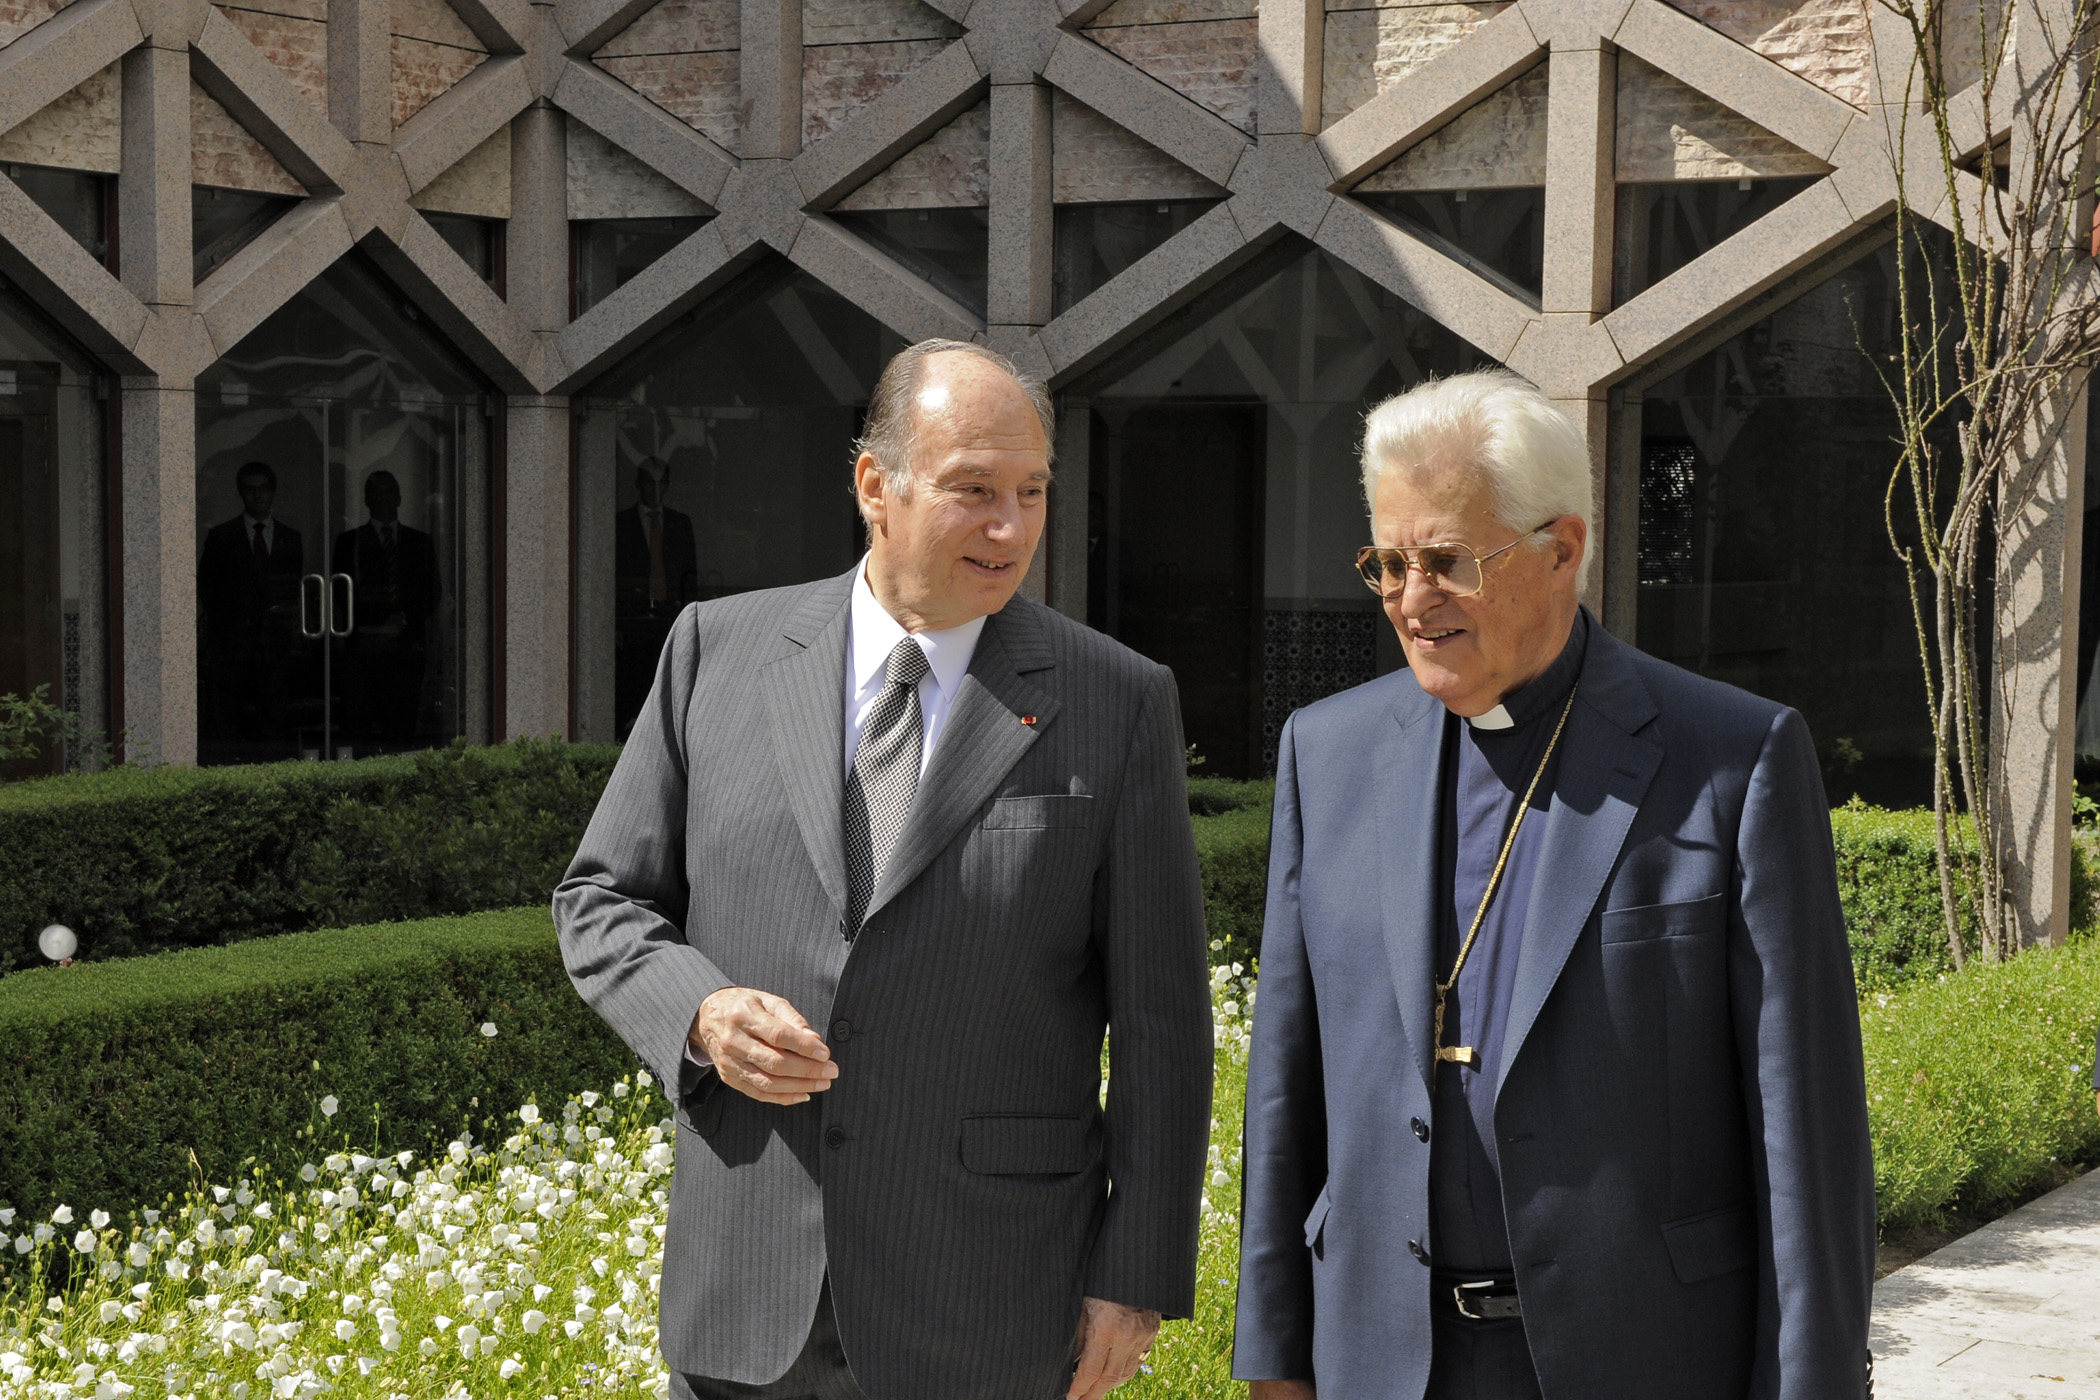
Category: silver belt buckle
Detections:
[{"x1": 1453, "y1": 1280, "x2": 1519, "y2": 1321}]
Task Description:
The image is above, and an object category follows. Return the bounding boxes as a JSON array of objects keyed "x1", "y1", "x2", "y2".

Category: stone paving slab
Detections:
[{"x1": 1872, "y1": 1167, "x2": 2100, "y2": 1398}]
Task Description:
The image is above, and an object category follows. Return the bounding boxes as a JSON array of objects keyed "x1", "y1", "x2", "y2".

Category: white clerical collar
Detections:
[
  {"x1": 849, "y1": 556, "x2": 985, "y2": 705},
  {"x1": 1468, "y1": 704, "x2": 1515, "y2": 730}
]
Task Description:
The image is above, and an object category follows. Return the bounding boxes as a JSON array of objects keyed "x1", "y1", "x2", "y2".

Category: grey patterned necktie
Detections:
[{"x1": 844, "y1": 637, "x2": 931, "y2": 938}]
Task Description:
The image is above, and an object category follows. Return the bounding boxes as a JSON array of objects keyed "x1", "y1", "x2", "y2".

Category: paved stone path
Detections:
[{"x1": 1872, "y1": 1167, "x2": 2100, "y2": 1398}]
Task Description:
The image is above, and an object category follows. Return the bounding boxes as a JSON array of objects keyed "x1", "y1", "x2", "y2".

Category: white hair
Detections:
[{"x1": 1359, "y1": 368, "x2": 1593, "y2": 591}]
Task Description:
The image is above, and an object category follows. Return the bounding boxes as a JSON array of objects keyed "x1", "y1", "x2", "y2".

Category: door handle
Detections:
[
  {"x1": 300, "y1": 573, "x2": 326, "y2": 639},
  {"x1": 330, "y1": 573, "x2": 354, "y2": 638}
]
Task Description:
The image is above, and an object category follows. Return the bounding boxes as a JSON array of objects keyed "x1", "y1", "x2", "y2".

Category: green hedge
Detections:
[
  {"x1": 1189, "y1": 782, "x2": 1272, "y2": 969},
  {"x1": 0, "y1": 741, "x2": 619, "y2": 976},
  {"x1": 1863, "y1": 933, "x2": 2100, "y2": 1229},
  {"x1": 0, "y1": 907, "x2": 632, "y2": 1219},
  {"x1": 1834, "y1": 802, "x2": 2099, "y2": 990}
]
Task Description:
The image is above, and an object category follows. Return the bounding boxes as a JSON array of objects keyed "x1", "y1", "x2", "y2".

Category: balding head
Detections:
[{"x1": 854, "y1": 340, "x2": 1056, "y2": 504}]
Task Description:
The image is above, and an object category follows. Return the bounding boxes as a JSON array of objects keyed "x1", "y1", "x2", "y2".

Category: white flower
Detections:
[
  {"x1": 518, "y1": 1105, "x2": 540, "y2": 1125},
  {"x1": 0, "y1": 1208, "x2": 12, "y2": 1224},
  {"x1": 97, "y1": 1301, "x2": 123, "y2": 1324},
  {"x1": 253, "y1": 1202, "x2": 273, "y2": 1220},
  {"x1": 52, "y1": 1205, "x2": 74, "y2": 1225},
  {"x1": 480, "y1": 1023, "x2": 498, "y2": 1038},
  {"x1": 480, "y1": 1335, "x2": 500, "y2": 1357},
  {"x1": 419, "y1": 1339, "x2": 439, "y2": 1358},
  {"x1": 73, "y1": 1230, "x2": 97, "y2": 1253},
  {"x1": 562, "y1": 1321, "x2": 584, "y2": 1340},
  {"x1": 500, "y1": 1360, "x2": 524, "y2": 1380},
  {"x1": 334, "y1": 1321, "x2": 357, "y2": 1343},
  {"x1": 300, "y1": 1164, "x2": 317, "y2": 1182},
  {"x1": 320, "y1": 1097, "x2": 339, "y2": 1118},
  {"x1": 457, "y1": 1325, "x2": 481, "y2": 1358},
  {"x1": 636, "y1": 1070, "x2": 653, "y2": 1087},
  {"x1": 612, "y1": 1083, "x2": 630, "y2": 1098},
  {"x1": 434, "y1": 1317, "x2": 453, "y2": 1333},
  {"x1": 126, "y1": 1242, "x2": 150, "y2": 1266},
  {"x1": 89, "y1": 1210, "x2": 110, "y2": 1229}
]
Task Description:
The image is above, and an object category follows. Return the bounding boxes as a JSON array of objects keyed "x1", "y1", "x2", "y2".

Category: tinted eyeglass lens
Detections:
[
  {"x1": 1358, "y1": 547, "x2": 1482, "y2": 596},
  {"x1": 1420, "y1": 547, "x2": 1480, "y2": 594}
]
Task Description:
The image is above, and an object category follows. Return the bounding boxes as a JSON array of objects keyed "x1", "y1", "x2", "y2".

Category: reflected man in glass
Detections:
[
  {"x1": 198, "y1": 460, "x2": 304, "y2": 747},
  {"x1": 614, "y1": 455, "x2": 698, "y2": 734},
  {"x1": 332, "y1": 469, "x2": 440, "y2": 746}
]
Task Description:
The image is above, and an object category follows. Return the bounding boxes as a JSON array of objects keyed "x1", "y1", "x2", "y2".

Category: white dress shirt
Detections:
[{"x1": 843, "y1": 555, "x2": 986, "y2": 779}]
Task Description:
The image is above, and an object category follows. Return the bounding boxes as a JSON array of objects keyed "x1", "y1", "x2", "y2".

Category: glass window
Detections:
[
  {"x1": 195, "y1": 253, "x2": 492, "y2": 764},
  {"x1": 1633, "y1": 235, "x2": 1952, "y2": 805},
  {"x1": 1614, "y1": 177, "x2": 1821, "y2": 306},
  {"x1": 422, "y1": 210, "x2": 504, "y2": 293},
  {"x1": 572, "y1": 217, "x2": 710, "y2": 317},
  {"x1": 7, "y1": 164, "x2": 110, "y2": 266},
  {"x1": 0, "y1": 283, "x2": 110, "y2": 778},
  {"x1": 193, "y1": 187, "x2": 299, "y2": 284},
  {"x1": 1068, "y1": 238, "x2": 1496, "y2": 776},
  {"x1": 573, "y1": 258, "x2": 906, "y2": 741},
  {"x1": 1053, "y1": 199, "x2": 1223, "y2": 314},
  {"x1": 1357, "y1": 187, "x2": 1546, "y2": 301},
  {"x1": 830, "y1": 208, "x2": 989, "y2": 319}
]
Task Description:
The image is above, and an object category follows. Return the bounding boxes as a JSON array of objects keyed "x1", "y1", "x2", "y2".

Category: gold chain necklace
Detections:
[{"x1": 1431, "y1": 684, "x2": 1579, "y2": 1080}]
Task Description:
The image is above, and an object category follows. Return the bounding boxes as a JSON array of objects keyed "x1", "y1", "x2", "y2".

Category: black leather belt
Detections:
[{"x1": 1432, "y1": 1273, "x2": 1521, "y2": 1322}]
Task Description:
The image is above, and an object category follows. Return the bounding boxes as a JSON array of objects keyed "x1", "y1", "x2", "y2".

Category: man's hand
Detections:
[
  {"x1": 1248, "y1": 1383, "x2": 1317, "y2": 1400},
  {"x1": 689, "y1": 988, "x2": 836, "y2": 1105},
  {"x1": 1067, "y1": 1297, "x2": 1160, "y2": 1400}
]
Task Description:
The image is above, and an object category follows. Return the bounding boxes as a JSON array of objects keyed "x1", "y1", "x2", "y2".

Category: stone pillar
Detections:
[
  {"x1": 1993, "y1": 372, "x2": 2089, "y2": 947},
  {"x1": 739, "y1": 0, "x2": 802, "y2": 161},
  {"x1": 1256, "y1": 0, "x2": 1321, "y2": 139},
  {"x1": 988, "y1": 78, "x2": 1054, "y2": 606},
  {"x1": 1540, "y1": 36, "x2": 1615, "y2": 617},
  {"x1": 505, "y1": 104, "x2": 571, "y2": 738},
  {"x1": 118, "y1": 40, "x2": 197, "y2": 765},
  {"x1": 327, "y1": 0, "x2": 394, "y2": 153}
]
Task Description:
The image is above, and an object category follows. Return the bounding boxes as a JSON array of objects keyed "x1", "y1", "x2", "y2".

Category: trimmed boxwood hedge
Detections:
[
  {"x1": 0, "y1": 907, "x2": 632, "y2": 1219},
  {"x1": 0, "y1": 741, "x2": 619, "y2": 977}
]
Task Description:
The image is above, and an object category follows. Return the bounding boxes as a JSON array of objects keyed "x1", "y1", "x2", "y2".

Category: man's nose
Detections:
[
  {"x1": 983, "y1": 494, "x2": 1024, "y2": 540},
  {"x1": 1395, "y1": 561, "x2": 1450, "y2": 611}
]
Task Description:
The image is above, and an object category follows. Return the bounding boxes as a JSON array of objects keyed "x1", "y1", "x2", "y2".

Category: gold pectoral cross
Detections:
[{"x1": 1436, "y1": 1045, "x2": 1477, "y2": 1066}]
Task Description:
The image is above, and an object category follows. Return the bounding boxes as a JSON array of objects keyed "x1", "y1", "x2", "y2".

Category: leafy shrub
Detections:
[
  {"x1": 1862, "y1": 934, "x2": 2100, "y2": 1230},
  {"x1": 1190, "y1": 782, "x2": 1272, "y2": 968},
  {"x1": 0, "y1": 907, "x2": 634, "y2": 1219},
  {"x1": 0, "y1": 741, "x2": 619, "y2": 976},
  {"x1": 1833, "y1": 801, "x2": 2099, "y2": 991}
]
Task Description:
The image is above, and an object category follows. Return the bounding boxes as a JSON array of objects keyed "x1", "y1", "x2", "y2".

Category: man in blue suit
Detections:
[{"x1": 1233, "y1": 370, "x2": 1874, "y2": 1399}]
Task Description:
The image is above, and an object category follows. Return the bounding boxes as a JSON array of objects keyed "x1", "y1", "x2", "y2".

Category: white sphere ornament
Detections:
[{"x1": 38, "y1": 924, "x2": 78, "y2": 962}]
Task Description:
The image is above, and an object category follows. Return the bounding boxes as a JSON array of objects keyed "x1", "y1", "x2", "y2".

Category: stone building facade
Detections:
[{"x1": 0, "y1": 0, "x2": 2090, "y2": 935}]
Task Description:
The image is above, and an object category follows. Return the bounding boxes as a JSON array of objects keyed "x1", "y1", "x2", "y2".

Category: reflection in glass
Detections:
[
  {"x1": 0, "y1": 283, "x2": 109, "y2": 779},
  {"x1": 572, "y1": 217, "x2": 709, "y2": 316},
  {"x1": 7, "y1": 164, "x2": 109, "y2": 265},
  {"x1": 195, "y1": 253, "x2": 490, "y2": 765},
  {"x1": 573, "y1": 258, "x2": 905, "y2": 741},
  {"x1": 1614, "y1": 177, "x2": 1821, "y2": 306},
  {"x1": 1634, "y1": 235, "x2": 1952, "y2": 805},
  {"x1": 1053, "y1": 199, "x2": 1223, "y2": 314},
  {"x1": 422, "y1": 210, "x2": 504, "y2": 291},
  {"x1": 1356, "y1": 188, "x2": 1547, "y2": 300},
  {"x1": 1069, "y1": 239, "x2": 1494, "y2": 775},
  {"x1": 194, "y1": 187, "x2": 299, "y2": 283},
  {"x1": 831, "y1": 208, "x2": 989, "y2": 318}
]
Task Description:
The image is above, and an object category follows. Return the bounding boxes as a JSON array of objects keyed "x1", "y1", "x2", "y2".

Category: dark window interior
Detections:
[
  {"x1": 572, "y1": 216, "x2": 710, "y2": 318},
  {"x1": 1053, "y1": 199, "x2": 1223, "y2": 314},
  {"x1": 1614, "y1": 177, "x2": 1821, "y2": 306},
  {"x1": 831, "y1": 207, "x2": 989, "y2": 319},
  {"x1": 193, "y1": 186, "x2": 299, "y2": 284},
  {"x1": 1356, "y1": 187, "x2": 1546, "y2": 301}
]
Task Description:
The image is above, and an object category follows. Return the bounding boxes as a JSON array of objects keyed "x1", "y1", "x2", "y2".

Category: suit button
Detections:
[
  {"x1": 831, "y1": 1020, "x2": 852, "y2": 1043},
  {"x1": 1411, "y1": 1117, "x2": 1429, "y2": 1143},
  {"x1": 1408, "y1": 1239, "x2": 1430, "y2": 1266},
  {"x1": 824, "y1": 1127, "x2": 846, "y2": 1149}
]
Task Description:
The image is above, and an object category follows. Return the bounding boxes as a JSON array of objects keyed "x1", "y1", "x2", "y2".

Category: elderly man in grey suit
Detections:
[
  {"x1": 553, "y1": 339, "x2": 1212, "y2": 1400},
  {"x1": 1233, "y1": 370, "x2": 1875, "y2": 1399}
]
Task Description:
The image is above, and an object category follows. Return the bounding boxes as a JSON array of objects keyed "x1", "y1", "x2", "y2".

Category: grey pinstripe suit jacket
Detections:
[{"x1": 551, "y1": 567, "x2": 1213, "y2": 1400}]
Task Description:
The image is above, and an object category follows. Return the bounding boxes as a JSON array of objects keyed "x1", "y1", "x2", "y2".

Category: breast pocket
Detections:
[
  {"x1": 982, "y1": 794, "x2": 1094, "y2": 831},
  {"x1": 1600, "y1": 892, "x2": 1725, "y2": 945}
]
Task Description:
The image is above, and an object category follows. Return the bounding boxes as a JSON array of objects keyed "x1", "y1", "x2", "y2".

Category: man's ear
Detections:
[
  {"x1": 855, "y1": 452, "x2": 888, "y2": 530},
  {"x1": 1552, "y1": 515, "x2": 1588, "y2": 580}
]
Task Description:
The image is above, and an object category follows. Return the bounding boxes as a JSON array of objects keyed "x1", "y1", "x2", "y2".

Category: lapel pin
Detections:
[{"x1": 1020, "y1": 714, "x2": 1037, "y2": 727}]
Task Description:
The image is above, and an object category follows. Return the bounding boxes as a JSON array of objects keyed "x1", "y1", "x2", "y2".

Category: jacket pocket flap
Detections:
[
  {"x1": 959, "y1": 1114, "x2": 1097, "y2": 1174},
  {"x1": 1302, "y1": 1184, "x2": 1332, "y2": 1249},
  {"x1": 1661, "y1": 1201, "x2": 1754, "y2": 1284},
  {"x1": 1601, "y1": 892, "x2": 1726, "y2": 944},
  {"x1": 983, "y1": 795, "x2": 1093, "y2": 830}
]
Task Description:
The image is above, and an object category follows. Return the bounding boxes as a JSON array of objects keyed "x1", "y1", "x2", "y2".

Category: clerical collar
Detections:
[{"x1": 1464, "y1": 608, "x2": 1590, "y2": 731}]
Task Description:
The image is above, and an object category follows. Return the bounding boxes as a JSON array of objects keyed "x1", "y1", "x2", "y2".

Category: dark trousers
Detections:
[
  {"x1": 1426, "y1": 1315, "x2": 1545, "y2": 1400},
  {"x1": 673, "y1": 1282, "x2": 867, "y2": 1400}
]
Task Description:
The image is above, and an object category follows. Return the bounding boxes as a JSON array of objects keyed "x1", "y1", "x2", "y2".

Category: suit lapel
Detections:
[
  {"x1": 1495, "y1": 626, "x2": 1663, "y2": 1103},
  {"x1": 1377, "y1": 690, "x2": 1445, "y2": 1092},
  {"x1": 861, "y1": 600, "x2": 1059, "y2": 924},
  {"x1": 758, "y1": 571, "x2": 857, "y2": 920}
]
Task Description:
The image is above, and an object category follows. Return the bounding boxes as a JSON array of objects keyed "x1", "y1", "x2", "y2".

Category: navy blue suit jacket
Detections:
[{"x1": 1233, "y1": 620, "x2": 1875, "y2": 1399}]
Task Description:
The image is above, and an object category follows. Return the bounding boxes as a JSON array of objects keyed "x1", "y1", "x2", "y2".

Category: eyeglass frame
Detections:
[{"x1": 1354, "y1": 520, "x2": 1563, "y2": 600}]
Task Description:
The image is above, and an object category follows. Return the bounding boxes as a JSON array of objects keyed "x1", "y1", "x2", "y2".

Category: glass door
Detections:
[{"x1": 195, "y1": 253, "x2": 490, "y2": 766}]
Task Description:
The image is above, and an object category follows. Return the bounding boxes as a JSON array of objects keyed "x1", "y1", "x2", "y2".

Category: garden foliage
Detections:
[
  {"x1": 0, "y1": 743, "x2": 619, "y2": 976},
  {"x1": 1862, "y1": 933, "x2": 2100, "y2": 1231},
  {"x1": 0, "y1": 909, "x2": 633, "y2": 1221}
]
